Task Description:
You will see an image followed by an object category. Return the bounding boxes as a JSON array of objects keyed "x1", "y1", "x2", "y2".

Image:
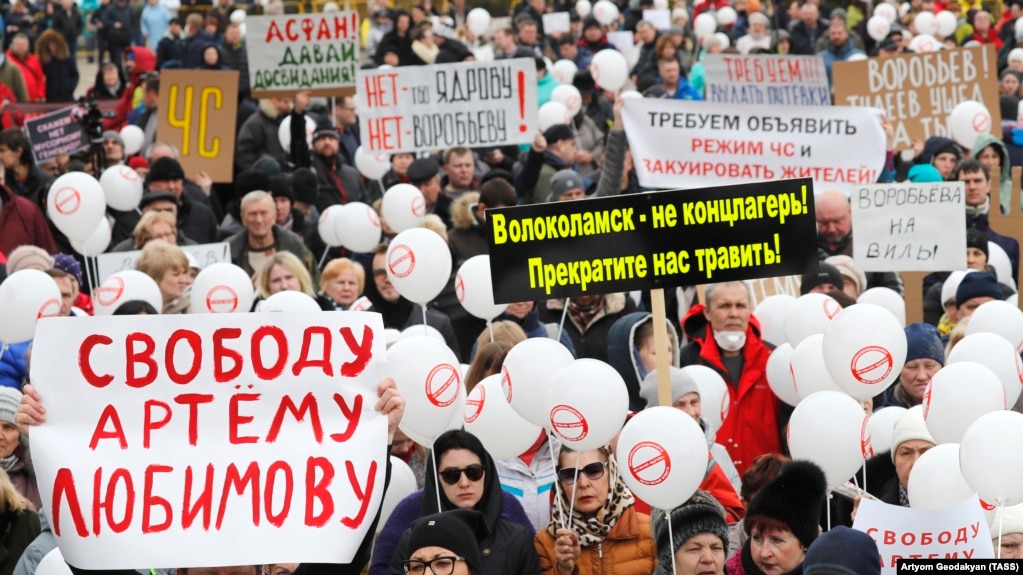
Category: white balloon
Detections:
[
  {"x1": 318, "y1": 205, "x2": 345, "y2": 247},
  {"x1": 785, "y1": 293, "x2": 841, "y2": 347},
  {"x1": 923, "y1": 362, "x2": 1005, "y2": 444},
  {"x1": 684, "y1": 365, "x2": 730, "y2": 433},
  {"x1": 713, "y1": 31, "x2": 731, "y2": 49},
  {"x1": 354, "y1": 146, "x2": 390, "y2": 180},
  {"x1": 593, "y1": 0, "x2": 619, "y2": 25},
  {"x1": 239, "y1": 22, "x2": 246, "y2": 37},
  {"x1": 619, "y1": 90, "x2": 643, "y2": 100},
  {"x1": 935, "y1": 10, "x2": 957, "y2": 37},
  {"x1": 377, "y1": 457, "x2": 418, "y2": 533},
  {"x1": 949, "y1": 100, "x2": 991, "y2": 149},
  {"x1": 546, "y1": 359, "x2": 629, "y2": 451},
  {"x1": 947, "y1": 332, "x2": 1023, "y2": 409},
  {"x1": 323, "y1": 1, "x2": 338, "y2": 11},
  {"x1": 389, "y1": 335, "x2": 462, "y2": 443},
  {"x1": 189, "y1": 263, "x2": 255, "y2": 313},
  {"x1": 456, "y1": 255, "x2": 506, "y2": 320},
  {"x1": 867, "y1": 15, "x2": 891, "y2": 41},
  {"x1": 907, "y1": 443, "x2": 975, "y2": 509},
  {"x1": 766, "y1": 343, "x2": 800, "y2": 407},
  {"x1": 589, "y1": 49, "x2": 629, "y2": 91},
  {"x1": 386, "y1": 228, "x2": 453, "y2": 304},
  {"x1": 552, "y1": 84, "x2": 583, "y2": 117},
  {"x1": 230, "y1": 8, "x2": 246, "y2": 22},
  {"x1": 0, "y1": 269, "x2": 63, "y2": 343},
  {"x1": 99, "y1": 165, "x2": 143, "y2": 211},
  {"x1": 960, "y1": 410, "x2": 1023, "y2": 506},
  {"x1": 966, "y1": 300, "x2": 1023, "y2": 352},
  {"x1": 616, "y1": 406, "x2": 709, "y2": 510},
  {"x1": 874, "y1": 3, "x2": 897, "y2": 23},
  {"x1": 653, "y1": 0, "x2": 667, "y2": 8},
  {"x1": 466, "y1": 7, "x2": 491, "y2": 36},
  {"x1": 693, "y1": 12, "x2": 717, "y2": 38},
  {"x1": 504, "y1": 338, "x2": 576, "y2": 427},
  {"x1": 847, "y1": 52, "x2": 867, "y2": 61},
  {"x1": 551, "y1": 59, "x2": 579, "y2": 85},
  {"x1": 822, "y1": 303, "x2": 907, "y2": 401},
  {"x1": 336, "y1": 202, "x2": 382, "y2": 253},
  {"x1": 258, "y1": 290, "x2": 321, "y2": 312},
  {"x1": 92, "y1": 270, "x2": 163, "y2": 316},
  {"x1": 382, "y1": 184, "x2": 427, "y2": 233},
  {"x1": 70, "y1": 217, "x2": 111, "y2": 257},
  {"x1": 404, "y1": 383, "x2": 466, "y2": 447},
  {"x1": 46, "y1": 172, "x2": 106, "y2": 242},
  {"x1": 400, "y1": 323, "x2": 446, "y2": 343},
  {"x1": 791, "y1": 334, "x2": 844, "y2": 399},
  {"x1": 576, "y1": 0, "x2": 592, "y2": 18},
  {"x1": 788, "y1": 391, "x2": 871, "y2": 489},
  {"x1": 857, "y1": 287, "x2": 906, "y2": 327},
  {"x1": 119, "y1": 124, "x2": 145, "y2": 156},
  {"x1": 753, "y1": 294, "x2": 796, "y2": 346},
  {"x1": 277, "y1": 114, "x2": 316, "y2": 154},
  {"x1": 716, "y1": 6, "x2": 737, "y2": 25},
  {"x1": 538, "y1": 101, "x2": 571, "y2": 131},
  {"x1": 465, "y1": 375, "x2": 543, "y2": 460},
  {"x1": 36, "y1": 549, "x2": 73, "y2": 575},
  {"x1": 908, "y1": 33, "x2": 941, "y2": 53},
  {"x1": 913, "y1": 10, "x2": 937, "y2": 35},
  {"x1": 868, "y1": 406, "x2": 908, "y2": 454},
  {"x1": 987, "y1": 242, "x2": 1013, "y2": 289}
]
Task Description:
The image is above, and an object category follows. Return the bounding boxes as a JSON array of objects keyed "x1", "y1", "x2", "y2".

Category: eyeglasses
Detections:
[
  {"x1": 557, "y1": 461, "x2": 607, "y2": 484},
  {"x1": 438, "y1": 464, "x2": 486, "y2": 485},
  {"x1": 403, "y1": 557, "x2": 466, "y2": 575}
]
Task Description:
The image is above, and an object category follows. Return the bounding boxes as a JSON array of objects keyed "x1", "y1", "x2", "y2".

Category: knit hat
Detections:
[
  {"x1": 102, "y1": 130, "x2": 124, "y2": 149},
  {"x1": 543, "y1": 123, "x2": 575, "y2": 144},
  {"x1": 966, "y1": 228, "x2": 989, "y2": 260},
  {"x1": 800, "y1": 262, "x2": 844, "y2": 295},
  {"x1": 128, "y1": 156, "x2": 149, "y2": 170},
  {"x1": 251, "y1": 154, "x2": 282, "y2": 175},
  {"x1": 744, "y1": 460, "x2": 827, "y2": 549},
  {"x1": 312, "y1": 119, "x2": 340, "y2": 143},
  {"x1": 639, "y1": 367, "x2": 700, "y2": 409},
  {"x1": 1010, "y1": 47, "x2": 1023, "y2": 64},
  {"x1": 235, "y1": 169, "x2": 271, "y2": 200},
  {"x1": 406, "y1": 510, "x2": 489, "y2": 575},
  {"x1": 146, "y1": 157, "x2": 185, "y2": 184},
  {"x1": 904, "y1": 322, "x2": 944, "y2": 366},
  {"x1": 52, "y1": 253, "x2": 83, "y2": 285},
  {"x1": 6, "y1": 245, "x2": 54, "y2": 274},
  {"x1": 889, "y1": 405, "x2": 935, "y2": 461},
  {"x1": 803, "y1": 526, "x2": 882, "y2": 575},
  {"x1": 291, "y1": 167, "x2": 319, "y2": 205},
  {"x1": 990, "y1": 503, "x2": 1023, "y2": 536},
  {"x1": 824, "y1": 255, "x2": 866, "y2": 296},
  {"x1": 269, "y1": 174, "x2": 294, "y2": 202},
  {"x1": 549, "y1": 169, "x2": 584, "y2": 201},
  {"x1": 583, "y1": 16, "x2": 602, "y2": 29},
  {"x1": 653, "y1": 491, "x2": 729, "y2": 574},
  {"x1": 0, "y1": 387, "x2": 21, "y2": 428},
  {"x1": 956, "y1": 271, "x2": 1002, "y2": 309},
  {"x1": 906, "y1": 164, "x2": 943, "y2": 183},
  {"x1": 941, "y1": 270, "x2": 975, "y2": 306}
]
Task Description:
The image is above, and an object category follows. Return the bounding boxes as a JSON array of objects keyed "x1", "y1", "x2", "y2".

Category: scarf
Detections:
[
  {"x1": 899, "y1": 484, "x2": 910, "y2": 507},
  {"x1": 548, "y1": 448, "x2": 636, "y2": 548},
  {"x1": 966, "y1": 197, "x2": 990, "y2": 217},
  {"x1": 0, "y1": 455, "x2": 18, "y2": 472},
  {"x1": 567, "y1": 297, "x2": 604, "y2": 331}
]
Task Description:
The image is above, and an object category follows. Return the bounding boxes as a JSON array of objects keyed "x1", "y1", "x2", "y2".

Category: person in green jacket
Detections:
[
  {"x1": 0, "y1": 58, "x2": 28, "y2": 103},
  {"x1": 972, "y1": 132, "x2": 1014, "y2": 214}
]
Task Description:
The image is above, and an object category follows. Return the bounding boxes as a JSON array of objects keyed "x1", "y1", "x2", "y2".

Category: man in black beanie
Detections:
[
  {"x1": 111, "y1": 157, "x2": 219, "y2": 245},
  {"x1": 515, "y1": 123, "x2": 578, "y2": 205},
  {"x1": 404, "y1": 510, "x2": 489, "y2": 575},
  {"x1": 800, "y1": 262, "x2": 844, "y2": 295},
  {"x1": 311, "y1": 119, "x2": 367, "y2": 214}
]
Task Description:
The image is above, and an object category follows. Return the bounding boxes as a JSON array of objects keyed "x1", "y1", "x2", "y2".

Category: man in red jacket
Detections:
[
  {"x1": 6, "y1": 34, "x2": 45, "y2": 102},
  {"x1": 104, "y1": 46, "x2": 156, "y2": 131},
  {"x1": 0, "y1": 183, "x2": 57, "y2": 256},
  {"x1": 678, "y1": 282, "x2": 784, "y2": 476}
]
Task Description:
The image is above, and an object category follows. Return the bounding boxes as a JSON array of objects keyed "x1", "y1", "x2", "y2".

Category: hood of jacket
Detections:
[
  {"x1": 607, "y1": 312, "x2": 680, "y2": 410},
  {"x1": 972, "y1": 132, "x2": 1010, "y2": 184},
  {"x1": 451, "y1": 191, "x2": 480, "y2": 231},
  {"x1": 680, "y1": 302, "x2": 766, "y2": 348},
  {"x1": 126, "y1": 46, "x2": 157, "y2": 82},
  {"x1": 918, "y1": 136, "x2": 960, "y2": 166},
  {"x1": 421, "y1": 443, "x2": 505, "y2": 533}
]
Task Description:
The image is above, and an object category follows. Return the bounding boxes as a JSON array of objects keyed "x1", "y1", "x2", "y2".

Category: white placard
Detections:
[
  {"x1": 702, "y1": 54, "x2": 830, "y2": 106},
  {"x1": 357, "y1": 59, "x2": 538, "y2": 153},
  {"x1": 542, "y1": 11, "x2": 571, "y2": 34},
  {"x1": 245, "y1": 12, "x2": 359, "y2": 96},
  {"x1": 852, "y1": 495, "x2": 995, "y2": 573},
  {"x1": 851, "y1": 183, "x2": 967, "y2": 272},
  {"x1": 607, "y1": 31, "x2": 634, "y2": 52},
  {"x1": 621, "y1": 98, "x2": 887, "y2": 194},
  {"x1": 95, "y1": 242, "x2": 231, "y2": 282},
  {"x1": 643, "y1": 9, "x2": 671, "y2": 30},
  {"x1": 30, "y1": 313, "x2": 388, "y2": 568}
]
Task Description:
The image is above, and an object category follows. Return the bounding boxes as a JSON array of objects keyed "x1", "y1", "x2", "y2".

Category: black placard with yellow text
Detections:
[{"x1": 488, "y1": 179, "x2": 818, "y2": 303}]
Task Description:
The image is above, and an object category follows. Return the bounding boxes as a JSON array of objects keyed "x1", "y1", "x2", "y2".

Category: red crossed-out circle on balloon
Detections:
[
  {"x1": 53, "y1": 187, "x2": 81, "y2": 215},
  {"x1": 206, "y1": 285, "x2": 239, "y2": 313},
  {"x1": 550, "y1": 404, "x2": 589, "y2": 442},
  {"x1": 411, "y1": 196, "x2": 426, "y2": 217},
  {"x1": 973, "y1": 112, "x2": 991, "y2": 134},
  {"x1": 922, "y1": 383, "x2": 933, "y2": 419},
  {"x1": 849, "y1": 345, "x2": 894, "y2": 385},
  {"x1": 627, "y1": 441, "x2": 672, "y2": 486},
  {"x1": 94, "y1": 276, "x2": 125, "y2": 307},
  {"x1": 455, "y1": 274, "x2": 466, "y2": 303},
  {"x1": 388, "y1": 244, "x2": 416, "y2": 279},
  {"x1": 367, "y1": 205, "x2": 381, "y2": 228},
  {"x1": 118, "y1": 165, "x2": 140, "y2": 181},
  {"x1": 501, "y1": 366, "x2": 513, "y2": 402},
  {"x1": 37, "y1": 298, "x2": 61, "y2": 319},
  {"x1": 464, "y1": 385, "x2": 485, "y2": 424},
  {"x1": 823, "y1": 298, "x2": 841, "y2": 320},
  {"x1": 425, "y1": 363, "x2": 460, "y2": 408},
  {"x1": 860, "y1": 416, "x2": 874, "y2": 459}
]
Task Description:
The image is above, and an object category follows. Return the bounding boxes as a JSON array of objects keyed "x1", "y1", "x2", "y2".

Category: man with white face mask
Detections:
[
  {"x1": 678, "y1": 282, "x2": 782, "y2": 476},
  {"x1": 735, "y1": 12, "x2": 772, "y2": 54}
]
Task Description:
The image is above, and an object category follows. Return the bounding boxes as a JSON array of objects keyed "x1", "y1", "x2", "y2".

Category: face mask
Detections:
[{"x1": 713, "y1": 330, "x2": 746, "y2": 352}]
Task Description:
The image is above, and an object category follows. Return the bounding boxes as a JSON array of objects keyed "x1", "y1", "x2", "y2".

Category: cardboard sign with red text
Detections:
[
  {"x1": 852, "y1": 495, "x2": 995, "y2": 574},
  {"x1": 702, "y1": 54, "x2": 830, "y2": 106},
  {"x1": 246, "y1": 12, "x2": 359, "y2": 98},
  {"x1": 357, "y1": 59, "x2": 538, "y2": 153},
  {"x1": 29, "y1": 313, "x2": 387, "y2": 569}
]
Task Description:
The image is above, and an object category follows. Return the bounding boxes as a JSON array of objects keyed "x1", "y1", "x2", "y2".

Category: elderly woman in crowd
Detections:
[
  {"x1": 880, "y1": 323, "x2": 944, "y2": 409},
  {"x1": 654, "y1": 491, "x2": 731, "y2": 575},
  {"x1": 135, "y1": 239, "x2": 192, "y2": 314},
  {"x1": 318, "y1": 257, "x2": 370, "y2": 311}
]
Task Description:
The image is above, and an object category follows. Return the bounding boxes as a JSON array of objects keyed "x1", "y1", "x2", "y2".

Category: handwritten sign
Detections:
[
  {"x1": 23, "y1": 105, "x2": 88, "y2": 164},
  {"x1": 607, "y1": 31, "x2": 634, "y2": 52},
  {"x1": 29, "y1": 313, "x2": 387, "y2": 568},
  {"x1": 246, "y1": 12, "x2": 359, "y2": 98},
  {"x1": 622, "y1": 98, "x2": 887, "y2": 193},
  {"x1": 852, "y1": 496, "x2": 994, "y2": 574},
  {"x1": 96, "y1": 242, "x2": 231, "y2": 282},
  {"x1": 357, "y1": 59, "x2": 538, "y2": 154},
  {"x1": 833, "y1": 46, "x2": 1000, "y2": 150},
  {"x1": 851, "y1": 182, "x2": 967, "y2": 272},
  {"x1": 542, "y1": 12, "x2": 570, "y2": 34},
  {"x1": 487, "y1": 179, "x2": 818, "y2": 302},
  {"x1": 702, "y1": 54, "x2": 830, "y2": 106},
  {"x1": 156, "y1": 70, "x2": 238, "y2": 183}
]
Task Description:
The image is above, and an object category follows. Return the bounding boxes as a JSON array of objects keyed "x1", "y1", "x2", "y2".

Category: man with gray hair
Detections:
[
  {"x1": 677, "y1": 281, "x2": 782, "y2": 476},
  {"x1": 226, "y1": 190, "x2": 314, "y2": 277},
  {"x1": 735, "y1": 12, "x2": 772, "y2": 54}
]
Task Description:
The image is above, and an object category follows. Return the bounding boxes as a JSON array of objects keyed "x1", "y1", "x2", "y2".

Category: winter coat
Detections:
[
  {"x1": 235, "y1": 106, "x2": 285, "y2": 172},
  {"x1": 678, "y1": 304, "x2": 780, "y2": 476},
  {"x1": 6, "y1": 166, "x2": 53, "y2": 209},
  {"x1": 227, "y1": 224, "x2": 314, "y2": 278},
  {"x1": 0, "y1": 341, "x2": 30, "y2": 390},
  {"x1": 104, "y1": 46, "x2": 156, "y2": 131},
  {"x1": 595, "y1": 129, "x2": 629, "y2": 198},
  {"x1": 515, "y1": 149, "x2": 571, "y2": 205},
  {"x1": 50, "y1": 4, "x2": 83, "y2": 49},
  {"x1": 488, "y1": 306, "x2": 578, "y2": 358},
  {"x1": 157, "y1": 32, "x2": 187, "y2": 68},
  {"x1": 6, "y1": 52, "x2": 44, "y2": 102},
  {"x1": 968, "y1": 210, "x2": 1020, "y2": 284},
  {"x1": 820, "y1": 38, "x2": 859, "y2": 85},
  {"x1": 573, "y1": 112, "x2": 604, "y2": 178},
  {"x1": 112, "y1": 192, "x2": 218, "y2": 245},
  {"x1": 447, "y1": 192, "x2": 488, "y2": 266},
  {"x1": 789, "y1": 19, "x2": 829, "y2": 55},
  {"x1": 0, "y1": 508, "x2": 40, "y2": 575},
  {"x1": 101, "y1": 2, "x2": 136, "y2": 45},
  {"x1": 972, "y1": 133, "x2": 1014, "y2": 214},
  {"x1": 0, "y1": 184, "x2": 56, "y2": 256},
  {"x1": 184, "y1": 30, "x2": 218, "y2": 68},
  {"x1": 539, "y1": 293, "x2": 638, "y2": 363},
  {"x1": 11, "y1": 510, "x2": 53, "y2": 575},
  {"x1": 534, "y1": 506, "x2": 656, "y2": 575},
  {"x1": 0, "y1": 62, "x2": 28, "y2": 103},
  {"x1": 42, "y1": 57, "x2": 78, "y2": 102},
  {"x1": 6, "y1": 457, "x2": 40, "y2": 512},
  {"x1": 495, "y1": 435, "x2": 560, "y2": 532},
  {"x1": 311, "y1": 153, "x2": 367, "y2": 213},
  {"x1": 606, "y1": 312, "x2": 680, "y2": 412},
  {"x1": 140, "y1": 3, "x2": 170, "y2": 50},
  {"x1": 220, "y1": 39, "x2": 250, "y2": 96},
  {"x1": 375, "y1": 20, "x2": 414, "y2": 66}
]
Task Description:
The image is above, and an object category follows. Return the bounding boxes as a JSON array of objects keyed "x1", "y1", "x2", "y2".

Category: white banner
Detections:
[
  {"x1": 851, "y1": 183, "x2": 967, "y2": 272},
  {"x1": 245, "y1": 12, "x2": 359, "y2": 96},
  {"x1": 702, "y1": 54, "x2": 830, "y2": 106},
  {"x1": 96, "y1": 242, "x2": 231, "y2": 283},
  {"x1": 622, "y1": 98, "x2": 887, "y2": 193},
  {"x1": 30, "y1": 313, "x2": 387, "y2": 569},
  {"x1": 357, "y1": 59, "x2": 538, "y2": 153},
  {"x1": 852, "y1": 496, "x2": 995, "y2": 573}
]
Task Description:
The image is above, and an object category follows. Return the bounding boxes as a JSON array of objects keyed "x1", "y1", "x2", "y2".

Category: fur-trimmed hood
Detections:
[{"x1": 451, "y1": 191, "x2": 480, "y2": 231}]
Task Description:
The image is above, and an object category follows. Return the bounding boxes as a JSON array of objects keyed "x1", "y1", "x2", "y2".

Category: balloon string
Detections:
[
  {"x1": 826, "y1": 493, "x2": 832, "y2": 531},
  {"x1": 557, "y1": 298, "x2": 571, "y2": 344},
  {"x1": 862, "y1": 463, "x2": 867, "y2": 499},
  {"x1": 545, "y1": 430, "x2": 568, "y2": 530},
  {"x1": 488, "y1": 320, "x2": 494, "y2": 343},
  {"x1": 998, "y1": 505, "x2": 1005, "y2": 559},
  {"x1": 0, "y1": 344, "x2": 6, "y2": 364},
  {"x1": 431, "y1": 440, "x2": 442, "y2": 512},
  {"x1": 667, "y1": 510, "x2": 679, "y2": 575},
  {"x1": 88, "y1": 256, "x2": 98, "y2": 296},
  {"x1": 422, "y1": 308, "x2": 428, "y2": 337},
  {"x1": 318, "y1": 247, "x2": 330, "y2": 270},
  {"x1": 567, "y1": 451, "x2": 580, "y2": 523}
]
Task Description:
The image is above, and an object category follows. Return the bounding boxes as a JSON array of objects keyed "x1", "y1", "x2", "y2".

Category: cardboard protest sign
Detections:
[
  {"x1": 156, "y1": 70, "x2": 238, "y2": 183},
  {"x1": 622, "y1": 98, "x2": 887, "y2": 193},
  {"x1": 96, "y1": 242, "x2": 231, "y2": 282},
  {"x1": 852, "y1": 496, "x2": 995, "y2": 573},
  {"x1": 246, "y1": 12, "x2": 358, "y2": 98},
  {"x1": 487, "y1": 178, "x2": 818, "y2": 302},
  {"x1": 851, "y1": 182, "x2": 966, "y2": 272},
  {"x1": 702, "y1": 54, "x2": 830, "y2": 106},
  {"x1": 357, "y1": 59, "x2": 538, "y2": 154},
  {"x1": 23, "y1": 105, "x2": 88, "y2": 164},
  {"x1": 29, "y1": 313, "x2": 387, "y2": 568},
  {"x1": 833, "y1": 46, "x2": 1000, "y2": 150}
]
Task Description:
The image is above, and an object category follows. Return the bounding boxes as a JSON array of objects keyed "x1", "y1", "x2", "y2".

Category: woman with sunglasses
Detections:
[
  {"x1": 370, "y1": 429, "x2": 540, "y2": 575},
  {"x1": 534, "y1": 446, "x2": 656, "y2": 575},
  {"x1": 403, "y1": 510, "x2": 487, "y2": 575}
]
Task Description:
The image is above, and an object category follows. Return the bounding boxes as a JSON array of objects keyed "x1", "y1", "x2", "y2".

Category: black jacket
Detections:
[
  {"x1": 43, "y1": 57, "x2": 78, "y2": 102},
  {"x1": 112, "y1": 191, "x2": 219, "y2": 245},
  {"x1": 312, "y1": 153, "x2": 368, "y2": 213},
  {"x1": 789, "y1": 19, "x2": 829, "y2": 55},
  {"x1": 220, "y1": 39, "x2": 250, "y2": 97},
  {"x1": 50, "y1": 3, "x2": 83, "y2": 47},
  {"x1": 156, "y1": 34, "x2": 186, "y2": 68}
]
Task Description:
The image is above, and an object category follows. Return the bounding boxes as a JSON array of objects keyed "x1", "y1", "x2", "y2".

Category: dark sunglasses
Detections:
[
  {"x1": 557, "y1": 461, "x2": 607, "y2": 484},
  {"x1": 438, "y1": 464, "x2": 486, "y2": 485}
]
